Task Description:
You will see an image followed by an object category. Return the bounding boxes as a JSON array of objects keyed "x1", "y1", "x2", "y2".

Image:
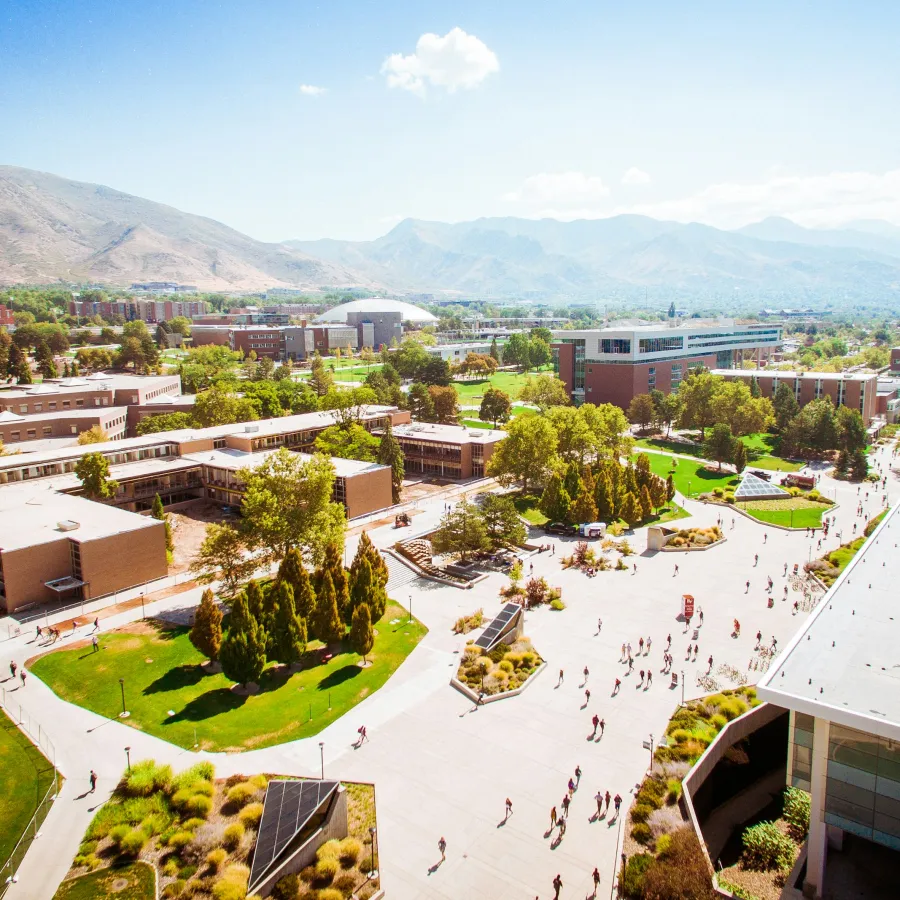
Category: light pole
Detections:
[
  {"x1": 140, "y1": 591, "x2": 145, "y2": 619},
  {"x1": 681, "y1": 671, "x2": 685, "y2": 706},
  {"x1": 125, "y1": 746, "x2": 132, "y2": 772},
  {"x1": 367, "y1": 825, "x2": 378, "y2": 879},
  {"x1": 118, "y1": 678, "x2": 129, "y2": 718},
  {"x1": 319, "y1": 742, "x2": 325, "y2": 780},
  {"x1": 646, "y1": 734, "x2": 654, "y2": 773},
  {"x1": 408, "y1": 594, "x2": 413, "y2": 624}
]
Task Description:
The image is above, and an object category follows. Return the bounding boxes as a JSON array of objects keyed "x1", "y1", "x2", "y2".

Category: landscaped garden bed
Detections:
[
  {"x1": 805, "y1": 510, "x2": 885, "y2": 585},
  {"x1": 57, "y1": 759, "x2": 380, "y2": 900},
  {"x1": 456, "y1": 637, "x2": 543, "y2": 697},
  {"x1": 661, "y1": 526, "x2": 723, "y2": 550}
]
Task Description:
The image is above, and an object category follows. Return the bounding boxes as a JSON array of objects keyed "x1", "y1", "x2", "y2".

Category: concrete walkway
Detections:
[{"x1": 1, "y1": 442, "x2": 895, "y2": 900}]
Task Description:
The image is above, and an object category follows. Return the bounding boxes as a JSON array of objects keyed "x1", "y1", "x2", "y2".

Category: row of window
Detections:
[
  {"x1": 639, "y1": 337, "x2": 684, "y2": 354},
  {"x1": 6, "y1": 398, "x2": 92, "y2": 413}
]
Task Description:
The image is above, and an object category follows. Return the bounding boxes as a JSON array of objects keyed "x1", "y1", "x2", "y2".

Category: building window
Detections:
[
  {"x1": 19, "y1": 405, "x2": 27, "y2": 413},
  {"x1": 638, "y1": 337, "x2": 684, "y2": 354},
  {"x1": 63, "y1": 401, "x2": 71, "y2": 408},
  {"x1": 34, "y1": 403, "x2": 42, "y2": 412},
  {"x1": 43, "y1": 427, "x2": 52, "y2": 435},
  {"x1": 600, "y1": 338, "x2": 631, "y2": 355},
  {"x1": 70, "y1": 426, "x2": 78, "y2": 435}
]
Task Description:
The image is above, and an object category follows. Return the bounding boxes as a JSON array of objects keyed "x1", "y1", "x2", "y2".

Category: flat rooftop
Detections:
[
  {"x1": 758, "y1": 504, "x2": 900, "y2": 739},
  {"x1": 713, "y1": 369, "x2": 876, "y2": 382},
  {"x1": 183, "y1": 446, "x2": 386, "y2": 478},
  {"x1": 0, "y1": 488, "x2": 160, "y2": 551},
  {"x1": 0, "y1": 373, "x2": 179, "y2": 399},
  {"x1": 0, "y1": 406, "x2": 130, "y2": 424},
  {"x1": 391, "y1": 422, "x2": 506, "y2": 444}
]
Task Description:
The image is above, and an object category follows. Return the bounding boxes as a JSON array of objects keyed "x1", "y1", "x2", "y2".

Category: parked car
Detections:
[
  {"x1": 750, "y1": 470, "x2": 772, "y2": 481},
  {"x1": 545, "y1": 521, "x2": 577, "y2": 536},
  {"x1": 782, "y1": 473, "x2": 815, "y2": 489},
  {"x1": 578, "y1": 522, "x2": 607, "y2": 538}
]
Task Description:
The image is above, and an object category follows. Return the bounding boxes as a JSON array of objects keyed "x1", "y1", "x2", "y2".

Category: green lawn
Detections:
[
  {"x1": 514, "y1": 493, "x2": 549, "y2": 525},
  {"x1": 634, "y1": 436, "x2": 703, "y2": 457},
  {"x1": 0, "y1": 709, "x2": 57, "y2": 866},
  {"x1": 640, "y1": 452, "x2": 740, "y2": 498},
  {"x1": 635, "y1": 433, "x2": 803, "y2": 473},
  {"x1": 53, "y1": 862, "x2": 155, "y2": 900},
  {"x1": 736, "y1": 498, "x2": 831, "y2": 528},
  {"x1": 452, "y1": 369, "x2": 550, "y2": 402},
  {"x1": 30, "y1": 602, "x2": 426, "y2": 753}
]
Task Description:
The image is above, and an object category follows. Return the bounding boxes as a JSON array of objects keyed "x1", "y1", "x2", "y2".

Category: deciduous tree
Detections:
[
  {"x1": 314, "y1": 423, "x2": 380, "y2": 461},
  {"x1": 75, "y1": 452, "x2": 118, "y2": 499},
  {"x1": 479, "y1": 388, "x2": 512, "y2": 427},
  {"x1": 628, "y1": 393, "x2": 656, "y2": 433},
  {"x1": 308, "y1": 352, "x2": 334, "y2": 396},
  {"x1": 431, "y1": 498, "x2": 490, "y2": 560},
  {"x1": 191, "y1": 524, "x2": 257, "y2": 597},
  {"x1": 518, "y1": 374, "x2": 569, "y2": 412},
  {"x1": 480, "y1": 493, "x2": 526, "y2": 548},
  {"x1": 487, "y1": 415, "x2": 559, "y2": 494},
  {"x1": 429, "y1": 385, "x2": 459, "y2": 423},
  {"x1": 704, "y1": 423, "x2": 735, "y2": 471}
]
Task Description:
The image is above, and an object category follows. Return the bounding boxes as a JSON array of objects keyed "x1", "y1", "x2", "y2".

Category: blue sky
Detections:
[{"x1": 2, "y1": 0, "x2": 899, "y2": 241}]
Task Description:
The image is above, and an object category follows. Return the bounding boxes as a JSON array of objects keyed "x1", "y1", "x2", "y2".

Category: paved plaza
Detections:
[{"x1": 1, "y1": 443, "x2": 896, "y2": 900}]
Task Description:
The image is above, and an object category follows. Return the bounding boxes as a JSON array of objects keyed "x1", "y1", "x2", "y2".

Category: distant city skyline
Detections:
[{"x1": 2, "y1": 0, "x2": 899, "y2": 241}]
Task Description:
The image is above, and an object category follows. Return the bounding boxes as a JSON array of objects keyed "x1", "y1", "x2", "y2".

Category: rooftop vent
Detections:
[
  {"x1": 244, "y1": 424, "x2": 259, "y2": 433},
  {"x1": 57, "y1": 520, "x2": 80, "y2": 532}
]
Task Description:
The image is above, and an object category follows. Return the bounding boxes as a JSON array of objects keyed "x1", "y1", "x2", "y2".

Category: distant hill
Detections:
[
  {"x1": 289, "y1": 215, "x2": 900, "y2": 301},
  {"x1": 0, "y1": 166, "x2": 376, "y2": 291},
  {"x1": 2, "y1": 165, "x2": 900, "y2": 301}
]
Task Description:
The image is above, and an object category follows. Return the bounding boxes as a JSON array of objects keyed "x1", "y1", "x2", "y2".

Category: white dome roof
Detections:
[{"x1": 316, "y1": 298, "x2": 437, "y2": 324}]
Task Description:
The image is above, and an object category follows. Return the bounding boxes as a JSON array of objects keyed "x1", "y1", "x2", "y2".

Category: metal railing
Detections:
[{"x1": 0, "y1": 692, "x2": 59, "y2": 898}]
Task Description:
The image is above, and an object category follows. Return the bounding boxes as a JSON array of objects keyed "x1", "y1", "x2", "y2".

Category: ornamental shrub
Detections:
[
  {"x1": 186, "y1": 795, "x2": 212, "y2": 818},
  {"x1": 167, "y1": 831, "x2": 193, "y2": 851},
  {"x1": 338, "y1": 837, "x2": 362, "y2": 866},
  {"x1": 271, "y1": 873, "x2": 299, "y2": 900},
  {"x1": 656, "y1": 833, "x2": 673, "y2": 857},
  {"x1": 207, "y1": 848, "x2": 227, "y2": 872},
  {"x1": 631, "y1": 822, "x2": 652, "y2": 844},
  {"x1": 622, "y1": 853, "x2": 654, "y2": 898},
  {"x1": 223, "y1": 822, "x2": 245, "y2": 850},
  {"x1": 783, "y1": 787, "x2": 811, "y2": 839},
  {"x1": 119, "y1": 828, "x2": 149, "y2": 856},
  {"x1": 226, "y1": 781, "x2": 257, "y2": 808},
  {"x1": 314, "y1": 857, "x2": 338, "y2": 885},
  {"x1": 741, "y1": 820, "x2": 795, "y2": 871},
  {"x1": 239, "y1": 802, "x2": 264, "y2": 828},
  {"x1": 631, "y1": 803, "x2": 653, "y2": 824}
]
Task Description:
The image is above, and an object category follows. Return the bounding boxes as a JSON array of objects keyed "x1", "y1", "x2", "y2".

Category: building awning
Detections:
[{"x1": 44, "y1": 576, "x2": 85, "y2": 593}]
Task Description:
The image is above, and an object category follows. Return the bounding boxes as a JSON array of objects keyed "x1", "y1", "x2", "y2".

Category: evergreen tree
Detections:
[
  {"x1": 489, "y1": 337, "x2": 500, "y2": 362},
  {"x1": 649, "y1": 476, "x2": 667, "y2": 512},
  {"x1": 189, "y1": 588, "x2": 223, "y2": 663},
  {"x1": 639, "y1": 484, "x2": 653, "y2": 521},
  {"x1": 315, "y1": 543, "x2": 350, "y2": 622},
  {"x1": 351, "y1": 530, "x2": 388, "y2": 589},
  {"x1": 350, "y1": 603, "x2": 375, "y2": 663},
  {"x1": 834, "y1": 448, "x2": 850, "y2": 477},
  {"x1": 666, "y1": 474, "x2": 676, "y2": 503},
  {"x1": 732, "y1": 439, "x2": 748, "y2": 474},
  {"x1": 377, "y1": 421, "x2": 405, "y2": 504},
  {"x1": 634, "y1": 453, "x2": 652, "y2": 489},
  {"x1": 219, "y1": 592, "x2": 267, "y2": 688},
  {"x1": 624, "y1": 464, "x2": 639, "y2": 496},
  {"x1": 540, "y1": 471, "x2": 571, "y2": 522},
  {"x1": 849, "y1": 449, "x2": 869, "y2": 481},
  {"x1": 71, "y1": 360, "x2": 80, "y2": 376},
  {"x1": 265, "y1": 581, "x2": 293, "y2": 656},
  {"x1": 348, "y1": 556, "x2": 374, "y2": 625},
  {"x1": 244, "y1": 580, "x2": 266, "y2": 624},
  {"x1": 151, "y1": 493, "x2": 173, "y2": 554},
  {"x1": 569, "y1": 480, "x2": 599, "y2": 524},
  {"x1": 313, "y1": 571, "x2": 345, "y2": 644},
  {"x1": 276, "y1": 547, "x2": 305, "y2": 596},
  {"x1": 563, "y1": 461, "x2": 581, "y2": 499},
  {"x1": 749, "y1": 376, "x2": 761, "y2": 399},
  {"x1": 35, "y1": 341, "x2": 58, "y2": 379},
  {"x1": 8, "y1": 342, "x2": 32, "y2": 384},
  {"x1": 594, "y1": 471, "x2": 614, "y2": 520},
  {"x1": 621, "y1": 491, "x2": 643, "y2": 526},
  {"x1": 271, "y1": 582, "x2": 307, "y2": 667}
]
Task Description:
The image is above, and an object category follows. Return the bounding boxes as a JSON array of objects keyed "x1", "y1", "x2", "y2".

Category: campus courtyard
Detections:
[{"x1": 1, "y1": 442, "x2": 895, "y2": 900}]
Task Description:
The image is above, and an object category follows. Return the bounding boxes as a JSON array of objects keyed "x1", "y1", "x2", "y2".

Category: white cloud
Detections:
[
  {"x1": 616, "y1": 169, "x2": 900, "y2": 228},
  {"x1": 504, "y1": 172, "x2": 610, "y2": 214},
  {"x1": 381, "y1": 27, "x2": 499, "y2": 97},
  {"x1": 502, "y1": 168, "x2": 900, "y2": 227},
  {"x1": 622, "y1": 167, "x2": 650, "y2": 186},
  {"x1": 299, "y1": 84, "x2": 327, "y2": 97}
]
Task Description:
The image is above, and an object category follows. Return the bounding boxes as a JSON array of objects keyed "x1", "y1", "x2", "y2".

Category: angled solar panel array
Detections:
[
  {"x1": 249, "y1": 779, "x2": 340, "y2": 891},
  {"x1": 734, "y1": 471, "x2": 790, "y2": 501},
  {"x1": 473, "y1": 602, "x2": 522, "y2": 651}
]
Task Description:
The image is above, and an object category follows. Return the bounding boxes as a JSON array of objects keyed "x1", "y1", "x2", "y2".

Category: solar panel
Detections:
[
  {"x1": 473, "y1": 603, "x2": 522, "y2": 650},
  {"x1": 249, "y1": 779, "x2": 340, "y2": 890},
  {"x1": 734, "y1": 472, "x2": 789, "y2": 500}
]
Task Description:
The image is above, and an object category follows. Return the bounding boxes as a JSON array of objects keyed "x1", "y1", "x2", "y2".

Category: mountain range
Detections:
[{"x1": 2, "y1": 165, "x2": 900, "y2": 302}]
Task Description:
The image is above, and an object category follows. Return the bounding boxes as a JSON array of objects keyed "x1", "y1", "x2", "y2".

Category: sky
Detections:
[{"x1": 2, "y1": 0, "x2": 899, "y2": 242}]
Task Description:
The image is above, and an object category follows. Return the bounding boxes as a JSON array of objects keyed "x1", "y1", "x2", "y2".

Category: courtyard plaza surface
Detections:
[{"x1": 0, "y1": 442, "x2": 896, "y2": 900}]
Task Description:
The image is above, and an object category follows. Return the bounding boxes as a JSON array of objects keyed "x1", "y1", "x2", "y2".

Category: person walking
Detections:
[
  {"x1": 627, "y1": 658, "x2": 634, "y2": 673},
  {"x1": 755, "y1": 629, "x2": 762, "y2": 649},
  {"x1": 646, "y1": 637, "x2": 652, "y2": 654},
  {"x1": 583, "y1": 665, "x2": 590, "y2": 683},
  {"x1": 620, "y1": 642, "x2": 626, "y2": 660},
  {"x1": 613, "y1": 678, "x2": 621, "y2": 695},
  {"x1": 633, "y1": 562, "x2": 637, "y2": 573},
  {"x1": 584, "y1": 688, "x2": 591, "y2": 704},
  {"x1": 89, "y1": 770, "x2": 97, "y2": 793},
  {"x1": 599, "y1": 718, "x2": 606, "y2": 737},
  {"x1": 438, "y1": 836, "x2": 446, "y2": 862},
  {"x1": 754, "y1": 554, "x2": 758, "y2": 566},
  {"x1": 9, "y1": 661, "x2": 16, "y2": 679},
  {"x1": 639, "y1": 669, "x2": 645, "y2": 686},
  {"x1": 666, "y1": 633, "x2": 672, "y2": 650},
  {"x1": 674, "y1": 563, "x2": 679, "y2": 575},
  {"x1": 592, "y1": 867, "x2": 601, "y2": 892},
  {"x1": 567, "y1": 778, "x2": 576, "y2": 797},
  {"x1": 558, "y1": 816, "x2": 567, "y2": 838},
  {"x1": 646, "y1": 670, "x2": 653, "y2": 687},
  {"x1": 763, "y1": 533, "x2": 767, "y2": 544},
  {"x1": 638, "y1": 637, "x2": 644, "y2": 654},
  {"x1": 699, "y1": 609, "x2": 704, "y2": 626},
  {"x1": 591, "y1": 713, "x2": 599, "y2": 737},
  {"x1": 558, "y1": 668, "x2": 564, "y2": 686},
  {"x1": 746, "y1": 580, "x2": 750, "y2": 593},
  {"x1": 19, "y1": 670, "x2": 26, "y2": 687},
  {"x1": 597, "y1": 617, "x2": 603, "y2": 632},
  {"x1": 595, "y1": 791, "x2": 604, "y2": 816},
  {"x1": 92, "y1": 617, "x2": 100, "y2": 632},
  {"x1": 92, "y1": 634, "x2": 99, "y2": 653},
  {"x1": 575, "y1": 764, "x2": 582, "y2": 786},
  {"x1": 553, "y1": 874, "x2": 563, "y2": 899},
  {"x1": 613, "y1": 793, "x2": 622, "y2": 815},
  {"x1": 562, "y1": 794, "x2": 571, "y2": 816},
  {"x1": 505, "y1": 797, "x2": 513, "y2": 819},
  {"x1": 707, "y1": 655, "x2": 714, "y2": 673},
  {"x1": 605, "y1": 790, "x2": 611, "y2": 810},
  {"x1": 550, "y1": 806, "x2": 558, "y2": 828},
  {"x1": 71, "y1": 619, "x2": 78, "y2": 635}
]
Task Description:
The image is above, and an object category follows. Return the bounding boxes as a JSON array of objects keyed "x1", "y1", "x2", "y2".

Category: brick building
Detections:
[
  {"x1": 712, "y1": 370, "x2": 878, "y2": 424},
  {"x1": 226, "y1": 325, "x2": 359, "y2": 360},
  {"x1": 552, "y1": 321, "x2": 783, "y2": 409},
  {"x1": 69, "y1": 298, "x2": 207, "y2": 322},
  {"x1": 0, "y1": 407, "x2": 129, "y2": 446},
  {"x1": 0, "y1": 304, "x2": 14, "y2": 328},
  {"x1": 386, "y1": 423, "x2": 505, "y2": 480}
]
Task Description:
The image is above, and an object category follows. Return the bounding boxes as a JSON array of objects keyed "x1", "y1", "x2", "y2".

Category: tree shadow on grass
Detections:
[
  {"x1": 256, "y1": 664, "x2": 295, "y2": 695},
  {"x1": 166, "y1": 687, "x2": 246, "y2": 723},
  {"x1": 693, "y1": 467, "x2": 739, "y2": 485},
  {"x1": 144, "y1": 664, "x2": 207, "y2": 695},
  {"x1": 318, "y1": 665, "x2": 361, "y2": 690}
]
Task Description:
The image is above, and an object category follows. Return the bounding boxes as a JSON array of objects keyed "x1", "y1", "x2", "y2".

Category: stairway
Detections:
[{"x1": 385, "y1": 552, "x2": 427, "y2": 591}]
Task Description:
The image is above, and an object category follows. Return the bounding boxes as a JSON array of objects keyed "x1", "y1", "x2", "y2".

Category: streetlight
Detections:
[
  {"x1": 125, "y1": 746, "x2": 132, "y2": 772},
  {"x1": 681, "y1": 671, "x2": 685, "y2": 706},
  {"x1": 643, "y1": 733, "x2": 654, "y2": 773},
  {"x1": 367, "y1": 826, "x2": 378, "y2": 879},
  {"x1": 118, "y1": 678, "x2": 129, "y2": 718},
  {"x1": 408, "y1": 594, "x2": 413, "y2": 624},
  {"x1": 319, "y1": 742, "x2": 325, "y2": 780},
  {"x1": 140, "y1": 591, "x2": 145, "y2": 619}
]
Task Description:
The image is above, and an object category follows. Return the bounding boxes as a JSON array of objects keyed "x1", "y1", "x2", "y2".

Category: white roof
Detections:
[
  {"x1": 183, "y1": 446, "x2": 386, "y2": 479},
  {"x1": 391, "y1": 422, "x2": 506, "y2": 445},
  {"x1": 316, "y1": 298, "x2": 437, "y2": 324},
  {"x1": 758, "y1": 504, "x2": 900, "y2": 740},
  {"x1": 0, "y1": 410, "x2": 25, "y2": 423}
]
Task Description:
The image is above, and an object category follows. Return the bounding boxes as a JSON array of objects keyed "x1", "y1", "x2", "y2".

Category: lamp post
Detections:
[
  {"x1": 681, "y1": 671, "x2": 685, "y2": 706},
  {"x1": 408, "y1": 594, "x2": 413, "y2": 624},
  {"x1": 140, "y1": 591, "x2": 145, "y2": 619},
  {"x1": 368, "y1": 825, "x2": 378, "y2": 879},
  {"x1": 118, "y1": 678, "x2": 129, "y2": 718},
  {"x1": 125, "y1": 746, "x2": 132, "y2": 773},
  {"x1": 319, "y1": 742, "x2": 325, "y2": 780}
]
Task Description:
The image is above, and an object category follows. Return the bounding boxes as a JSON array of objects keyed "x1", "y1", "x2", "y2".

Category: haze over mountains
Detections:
[{"x1": 2, "y1": 165, "x2": 900, "y2": 302}]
